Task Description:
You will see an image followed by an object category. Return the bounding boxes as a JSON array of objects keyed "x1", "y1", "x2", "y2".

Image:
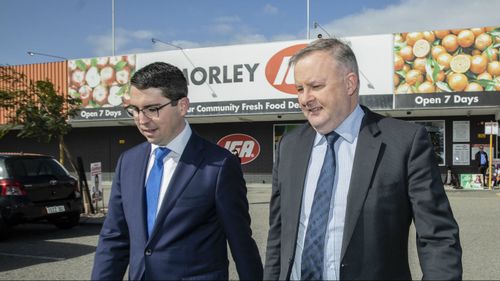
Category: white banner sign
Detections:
[
  {"x1": 485, "y1": 122, "x2": 499, "y2": 135},
  {"x1": 137, "y1": 35, "x2": 393, "y2": 104}
]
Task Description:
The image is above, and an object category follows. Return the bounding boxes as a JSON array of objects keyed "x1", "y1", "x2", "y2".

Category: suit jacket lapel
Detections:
[
  {"x1": 149, "y1": 133, "x2": 204, "y2": 239},
  {"x1": 341, "y1": 109, "x2": 382, "y2": 260},
  {"x1": 131, "y1": 142, "x2": 152, "y2": 243}
]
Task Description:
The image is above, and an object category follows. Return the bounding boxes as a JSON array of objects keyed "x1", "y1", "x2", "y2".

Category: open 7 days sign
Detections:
[{"x1": 395, "y1": 91, "x2": 500, "y2": 108}]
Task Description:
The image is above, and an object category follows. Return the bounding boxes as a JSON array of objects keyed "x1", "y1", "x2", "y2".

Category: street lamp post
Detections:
[
  {"x1": 151, "y1": 38, "x2": 217, "y2": 98},
  {"x1": 112, "y1": 0, "x2": 115, "y2": 56},
  {"x1": 307, "y1": 0, "x2": 310, "y2": 39},
  {"x1": 27, "y1": 51, "x2": 67, "y2": 61},
  {"x1": 313, "y1": 21, "x2": 332, "y2": 38}
]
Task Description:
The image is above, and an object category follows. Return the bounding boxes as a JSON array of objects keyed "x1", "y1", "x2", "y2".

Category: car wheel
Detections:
[{"x1": 52, "y1": 212, "x2": 80, "y2": 229}]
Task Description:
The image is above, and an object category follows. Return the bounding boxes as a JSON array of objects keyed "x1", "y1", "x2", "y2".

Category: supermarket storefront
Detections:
[{"x1": 1, "y1": 24, "x2": 499, "y2": 186}]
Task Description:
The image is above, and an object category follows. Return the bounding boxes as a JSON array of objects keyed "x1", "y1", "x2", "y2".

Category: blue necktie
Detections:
[
  {"x1": 146, "y1": 147, "x2": 170, "y2": 237},
  {"x1": 301, "y1": 132, "x2": 340, "y2": 280}
]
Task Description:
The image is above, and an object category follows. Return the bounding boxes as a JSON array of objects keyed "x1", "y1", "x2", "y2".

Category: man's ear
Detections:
[
  {"x1": 178, "y1": 97, "x2": 190, "y2": 114},
  {"x1": 346, "y1": 72, "x2": 358, "y2": 96}
]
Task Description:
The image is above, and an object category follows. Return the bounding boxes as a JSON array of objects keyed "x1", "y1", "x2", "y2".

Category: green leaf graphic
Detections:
[
  {"x1": 436, "y1": 81, "x2": 452, "y2": 92},
  {"x1": 114, "y1": 61, "x2": 127, "y2": 71}
]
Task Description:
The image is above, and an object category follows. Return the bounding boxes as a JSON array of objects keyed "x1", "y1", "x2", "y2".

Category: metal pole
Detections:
[
  {"x1": 151, "y1": 38, "x2": 218, "y2": 98},
  {"x1": 112, "y1": 0, "x2": 115, "y2": 56},
  {"x1": 306, "y1": 0, "x2": 310, "y2": 39},
  {"x1": 27, "y1": 51, "x2": 67, "y2": 61},
  {"x1": 314, "y1": 22, "x2": 332, "y2": 38},
  {"x1": 489, "y1": 128, "x2": 493, "y2": 189}
]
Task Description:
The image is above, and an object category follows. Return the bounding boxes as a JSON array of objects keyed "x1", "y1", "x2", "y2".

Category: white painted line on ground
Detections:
[{"x1": 0, "y1": 252, "x2": 65, "y2": 261}]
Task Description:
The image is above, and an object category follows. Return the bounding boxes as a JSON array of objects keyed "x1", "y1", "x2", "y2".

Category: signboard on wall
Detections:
[
  {"x1": 137, "y1": 36, "x2": 393, "y2": 102},
  {"x1": 453, "y1": 121, "x2": 470, "y2": 142},
  {"x1": 71, "y1": 35, "x2": 393, "y2": 121},
  {"x1": 68, "y1": 25, "x2": 499, "y2": 121},
  {"x1": 485, "y1": 122, "x2": 499, "y2": 135},
  {"x1": 393, "y1": 25, "x2": 500, "y2": 109},
  {"x1": 217, "y1": 133, "x2": 261, "y2": 165},
  {"x1": 69, "y1": 55, "x2": 136, "y2": 121}
]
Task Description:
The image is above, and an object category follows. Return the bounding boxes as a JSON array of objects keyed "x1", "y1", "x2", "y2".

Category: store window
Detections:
[{"x1": 412, "y1": 120, "x2": 446, "y2": 166}]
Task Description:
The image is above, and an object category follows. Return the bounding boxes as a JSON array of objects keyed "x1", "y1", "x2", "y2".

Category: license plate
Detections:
[{"x1": 46, "y1": 205, "x2": 66, "y2": 214}]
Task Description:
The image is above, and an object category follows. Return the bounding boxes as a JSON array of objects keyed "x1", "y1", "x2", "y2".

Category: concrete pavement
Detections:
[
  {"x1": 79, "y1": 183, "x2": 273, "y2": 225},
  {"x1": 81, "y1": 183, "x2": 500, "y2": 280},
  {"x1": 80, "y1": 182, "x2": 499, "y2": 225}
]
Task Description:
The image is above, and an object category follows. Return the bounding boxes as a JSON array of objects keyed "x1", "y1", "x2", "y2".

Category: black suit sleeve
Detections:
[
  {"x1": 264, "y1": 137, "x2": 283, "y2": 280},
  {"x1": 216, "y1": 154, "x2": 263, "y2": 280},
  {"x1": 408, "y1": 126, "x2": 462, "y2": 280}
]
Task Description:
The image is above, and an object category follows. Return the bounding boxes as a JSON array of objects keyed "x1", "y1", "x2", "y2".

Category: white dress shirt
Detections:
[
  {"x1": 291, "y1": 105, "x2": 364, "y2": 280},
  {"x1": 145, "y1": 121, "x2": 192, "y2": 216}
]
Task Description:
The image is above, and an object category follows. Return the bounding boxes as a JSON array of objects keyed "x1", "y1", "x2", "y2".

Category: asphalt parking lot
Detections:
[{"x1": 1, "y1": 185, "x2": 499, "y2": 280}]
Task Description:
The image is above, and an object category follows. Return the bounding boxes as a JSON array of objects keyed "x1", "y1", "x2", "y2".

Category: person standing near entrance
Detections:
[
  {"x1": 475, "y1": 145, "x2": 489, "y2": 187},
  {"x1": 264, "y1": 38, "x2": 462, "y2": 280},
  {"x1": 91, "y1": 62, "x2": 262, "y2": 280}
]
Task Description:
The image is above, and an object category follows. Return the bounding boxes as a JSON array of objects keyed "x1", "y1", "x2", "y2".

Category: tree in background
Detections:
[{"x1": 0, "y1": 66, "x2": 81, "y2": 170}]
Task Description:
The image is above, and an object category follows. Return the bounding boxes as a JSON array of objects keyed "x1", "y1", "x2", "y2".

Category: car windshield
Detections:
[{"x1": 7, "y1": 158, "x2": 69, "y2": 178}]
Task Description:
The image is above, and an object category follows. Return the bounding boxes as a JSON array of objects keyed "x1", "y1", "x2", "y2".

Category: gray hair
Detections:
[{"x1": 290, "y1": 38, "x2": 359, "y2": 88}]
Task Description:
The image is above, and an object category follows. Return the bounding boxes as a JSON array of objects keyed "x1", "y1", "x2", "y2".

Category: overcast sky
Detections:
[{"x1": 1, "y1": 0, "x2": 499, "y2": 65}]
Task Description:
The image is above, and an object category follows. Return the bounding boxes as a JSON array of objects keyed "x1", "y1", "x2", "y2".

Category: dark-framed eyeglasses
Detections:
[{"x1": 125, "y1": 100, "x2": 177, "y2": 119}]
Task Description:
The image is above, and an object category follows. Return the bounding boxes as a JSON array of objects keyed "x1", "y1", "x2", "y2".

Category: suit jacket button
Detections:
[{"x1": 145, "y1": 249, "x2": 152, "y2": 256}]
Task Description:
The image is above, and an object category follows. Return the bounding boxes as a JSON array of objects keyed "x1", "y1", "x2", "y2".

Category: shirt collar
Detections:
[
  {"x1": 150, "y1": 120, "x2": 192, "y2": 157},
  {"x1": 313, "y1": 105, "x2": 365, "y2": 146}
]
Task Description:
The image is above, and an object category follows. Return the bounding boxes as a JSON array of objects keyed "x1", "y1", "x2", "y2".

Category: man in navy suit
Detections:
[{"x1": 91, "y1": 62, "x2": 262, "y2": 280}]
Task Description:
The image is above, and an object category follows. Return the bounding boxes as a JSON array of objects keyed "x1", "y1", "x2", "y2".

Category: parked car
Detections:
[{"x1": 0, "y1": 152, "x2": 82, "y2": 240}]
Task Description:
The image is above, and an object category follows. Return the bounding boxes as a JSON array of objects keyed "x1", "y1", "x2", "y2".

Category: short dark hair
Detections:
[
  {"x1": 130, "y1": 62, "x2": 188, "y2": 102},
  {"x1": 290, "y1": 38, "x2": 359, "y2": 89}
]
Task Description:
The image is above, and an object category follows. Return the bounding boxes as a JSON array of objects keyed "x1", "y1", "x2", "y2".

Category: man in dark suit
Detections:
[
  {"x1": 475, "y1": 145, "x2": 489, "y2": 187},
  {"x1": 91, "y1": 62, "x2": 262, "y2": 280},
  {"x1": 264, "y1": 39, "x2": 462, "y2": 280}
]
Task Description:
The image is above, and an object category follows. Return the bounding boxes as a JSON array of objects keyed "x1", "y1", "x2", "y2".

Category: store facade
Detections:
[{"x1": 1, "y1": 25, "x2": 499, "y2": 186}]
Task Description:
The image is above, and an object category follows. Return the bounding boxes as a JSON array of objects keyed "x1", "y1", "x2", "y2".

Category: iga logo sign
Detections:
[
  {"x1": 265, "y1": 44, "x2": 308, "y2": 95},
  {"x1": 217, "y1": 134, "x2": 261, "y2": 165}
]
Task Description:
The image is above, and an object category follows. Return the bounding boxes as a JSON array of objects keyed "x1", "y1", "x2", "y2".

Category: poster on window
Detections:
[
  {"x1": 412, "y1": 120, "x2": 445, "y2": 166},
  {"x1": 453, "y1": 144, "x2": 470, "y2": 165},
  {"x1": 90, "y1": 162, "x2": 103, "y2": 202},
  {"x1": 453, "y1": 121, "x2": 470, "y2": 142}
]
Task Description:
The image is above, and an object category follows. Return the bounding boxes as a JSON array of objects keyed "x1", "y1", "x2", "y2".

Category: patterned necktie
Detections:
[
  {"x1": 146, "y1": 147, "x2": 170, "y2": 237},
  {"x1": 301, "y1": 131, "x2": 340, "y2": 280}
]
